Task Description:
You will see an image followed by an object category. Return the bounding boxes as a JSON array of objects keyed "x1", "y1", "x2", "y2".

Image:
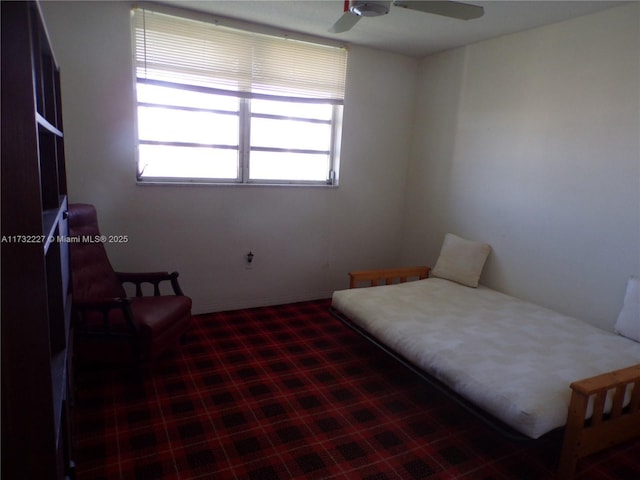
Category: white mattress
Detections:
[{"x1": 331, "y1": 278, "x2": 640, "y2": 439}]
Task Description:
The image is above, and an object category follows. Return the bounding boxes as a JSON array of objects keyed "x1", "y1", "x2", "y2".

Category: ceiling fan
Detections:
[{"x1": 330, "y1": 0, "x2": 484, "y2": 33}]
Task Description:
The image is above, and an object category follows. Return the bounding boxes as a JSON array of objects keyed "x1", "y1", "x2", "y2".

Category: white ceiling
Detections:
[{"x1": 157, "y1": 1, "x2": 627, "y2": 57}]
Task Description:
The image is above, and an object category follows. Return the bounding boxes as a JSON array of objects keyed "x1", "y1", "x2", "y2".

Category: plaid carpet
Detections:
[{"x1": 72, "y1": 299, "x2": 640, "y2": 479}]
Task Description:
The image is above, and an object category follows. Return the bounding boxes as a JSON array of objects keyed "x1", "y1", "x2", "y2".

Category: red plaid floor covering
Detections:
[{"x1": 72, "y1": 299, "x2": 640, "y2": 479}]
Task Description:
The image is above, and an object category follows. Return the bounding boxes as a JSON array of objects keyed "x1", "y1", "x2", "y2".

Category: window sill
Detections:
[{"x1": 136, "y1": 180, "x2": 339, "y2": 188}]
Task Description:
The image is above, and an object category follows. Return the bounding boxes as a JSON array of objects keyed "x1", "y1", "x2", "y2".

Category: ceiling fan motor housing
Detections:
[
  {"x1": 331, "y1": 0, "x2": 484, "y2": 34},
  {"x1": 350, "y1": 1, "x2": 390, "y2": 17}
]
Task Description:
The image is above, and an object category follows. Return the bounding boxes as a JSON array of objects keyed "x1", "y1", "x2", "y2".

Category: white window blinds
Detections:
[{"x1": 133, "y1": 8, "x2": 348, "y2": 103}]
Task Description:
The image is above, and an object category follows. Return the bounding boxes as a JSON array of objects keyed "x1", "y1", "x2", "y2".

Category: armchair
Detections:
[{"x1": 68, "y1": 203, "x2": 192, "y2": 363}]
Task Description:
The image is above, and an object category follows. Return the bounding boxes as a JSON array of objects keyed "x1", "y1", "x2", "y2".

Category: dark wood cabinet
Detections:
[{"x1": 1, "y1": 1, "x2": 74, "y2": 478}]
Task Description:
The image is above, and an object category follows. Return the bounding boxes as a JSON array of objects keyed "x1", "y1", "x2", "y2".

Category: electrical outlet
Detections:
[{"x1": 245, "y1": 251, "x2": 254, "y2": 269}]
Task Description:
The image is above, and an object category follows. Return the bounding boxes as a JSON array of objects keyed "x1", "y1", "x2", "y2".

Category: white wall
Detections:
[
  {"x1": 40, "y1": 1, "x2": 418, "y2": 313},
  {"x1": 402, "y1": 4, "x2": 640, "y2": 330},
  {"x1": 41, "y1": 2, "x2": 639, "y2": 326}
]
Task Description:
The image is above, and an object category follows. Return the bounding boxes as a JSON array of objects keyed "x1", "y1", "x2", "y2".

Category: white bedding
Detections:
[{"x1": 331, "y1": 278, "x2": 640, "y2": 439}]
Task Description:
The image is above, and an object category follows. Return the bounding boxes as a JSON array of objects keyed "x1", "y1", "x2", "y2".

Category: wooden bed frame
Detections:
[{"x1": 340, "y1": 266, "x2": 640, "y2": 479}]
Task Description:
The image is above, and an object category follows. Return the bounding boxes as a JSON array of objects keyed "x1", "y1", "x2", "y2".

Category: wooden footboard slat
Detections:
[
  {"x1": 592, "y1": 393, "x2": 605, "y2": 426},
  {"x1": 611, "y1": 385, "x2": 625, "y2": 419},
  {"x1": 558, "y1": 364, "x2": 640, "y2": 480}
]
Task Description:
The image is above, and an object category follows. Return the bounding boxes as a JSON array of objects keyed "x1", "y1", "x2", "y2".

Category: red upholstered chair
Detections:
[{"x1": 68, "y1": 203, "x2": 192, "y2": 363}]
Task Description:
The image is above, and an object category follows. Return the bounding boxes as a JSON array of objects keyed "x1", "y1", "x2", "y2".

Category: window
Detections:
[{"x1": 132, "y1": 8, "x2": 348, "y2": 185}]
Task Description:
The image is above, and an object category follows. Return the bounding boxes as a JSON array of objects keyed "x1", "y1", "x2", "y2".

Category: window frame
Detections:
[{"x1": 132, "y1": 8, "x2": 347, "y2": 187}]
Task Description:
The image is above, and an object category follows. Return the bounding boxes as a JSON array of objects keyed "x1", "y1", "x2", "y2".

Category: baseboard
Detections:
[{"x1": 192, "y1": 289, "x2": 336, "y2": 315}]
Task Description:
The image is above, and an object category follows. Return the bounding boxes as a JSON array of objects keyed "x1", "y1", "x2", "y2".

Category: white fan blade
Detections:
[
  {"x1": 330, "y1": 12, "x2": 361, "y2": 33},
  {"x1": 393, "y1": 1, "x2": 484, "y2": 20}
]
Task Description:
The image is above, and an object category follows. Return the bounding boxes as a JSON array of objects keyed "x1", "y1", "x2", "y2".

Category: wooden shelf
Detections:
[
  {"x1": 37, "y1": 112, "x2": 64, "y2": 137},
  {"x1": 43, "y1": 198, "x2": 66, "y2": 253},
  {"x1": 51, "y1": 348, "x2": 69, "y2": 441},
  {"x1": 1, "y1": 2, "x2": 74, "y2": 478}
]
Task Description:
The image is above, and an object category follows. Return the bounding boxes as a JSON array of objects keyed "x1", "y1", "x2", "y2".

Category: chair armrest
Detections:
[
  {"x1": 115, "y1": 271, "x2": 184, "y2": 296},
  {"x1": 73, "y1": 297, "x2": 131, "y2": 310},
  {"x1": 348, "y1": 266, "x2": 430, "y2": 288},
  {"x1": 73, "y1": 297, "x2": 138, "y2": 334}
]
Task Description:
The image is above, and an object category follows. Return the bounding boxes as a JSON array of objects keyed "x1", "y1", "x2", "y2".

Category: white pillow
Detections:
[
  {"x1": 614, "y1": 276, "x2": 640, "y2": 342},
  {"x1": 431, "y1": 233, "x2": 491, "y2": 288}
]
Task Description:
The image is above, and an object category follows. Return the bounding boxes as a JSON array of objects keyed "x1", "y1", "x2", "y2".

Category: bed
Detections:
[{"x1": 330, "y1": 235, "x2": 640, "y2": 479}]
